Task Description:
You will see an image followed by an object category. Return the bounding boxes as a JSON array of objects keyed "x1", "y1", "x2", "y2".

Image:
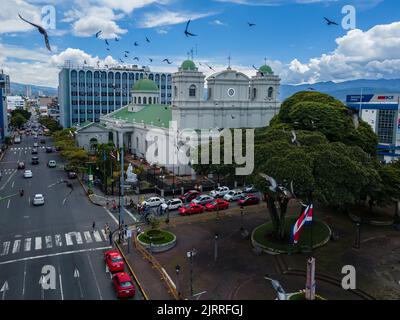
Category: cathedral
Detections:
[{"x1": 76, "y1": 60, "x2": 281, "y2": 174}]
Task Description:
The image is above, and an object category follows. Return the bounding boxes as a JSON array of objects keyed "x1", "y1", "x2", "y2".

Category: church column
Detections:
[
  {"x1": 130, "y1": 132, "x2": 135, "y2": 155},
  {"x1": 118, "y1": 131, "x2": 124, "y2": 149},
  {"x1": 112, "y1": 131, "x2": 117, "y2": 147}
]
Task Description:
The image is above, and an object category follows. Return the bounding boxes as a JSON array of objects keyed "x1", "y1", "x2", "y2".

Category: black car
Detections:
[
  {"x1": 17, "y1": 161, "x2": 25, "y2": 169},
  {"x1": 31, "y1": 148, "x2": 38, "y2": 154},
  {"x1": 40, "y1": 139, "x2": 46, "y2": 144},
  {"x1": 31, "y1": 157, "x2": 39, "y2": 165},
  {"x1": 45, "y1": 147, "x2": 53, "y2": 153}
]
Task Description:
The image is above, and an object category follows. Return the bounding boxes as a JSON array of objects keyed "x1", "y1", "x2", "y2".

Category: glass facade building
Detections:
[{"x1": 58, "y1": 64, "x2": 172, "y2": 128}]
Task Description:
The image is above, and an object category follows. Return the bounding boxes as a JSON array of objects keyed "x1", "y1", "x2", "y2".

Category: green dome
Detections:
[
  {"x1": 259, "y1": 65, "x2": 273, "y2": 75},
  {"x1": 181, "y1": 60, "x2": 196, "y2": 71},
  {"x1": 132, "y1": 78, "x2": 159, "y2": 92}
]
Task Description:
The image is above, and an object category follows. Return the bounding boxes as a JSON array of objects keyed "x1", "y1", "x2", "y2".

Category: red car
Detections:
[
  {"x1": 238, "y1": 195, "x2": 260, "y2": 206},
  {"x1": 179, "y1": 203, "x2": 204, "y2": 215},
  {"x1": 179, "y1": 190, "x2": 201, "y2": 203},
  {"x1": 104, "y1": 250, "x2": 125, "y2": 273},
  {"x1": 205, "y1": 199, "x2": 229, "y2": 212},
  {"x1": 112, "y1": 272, "x2": 135, "y2": 298}
]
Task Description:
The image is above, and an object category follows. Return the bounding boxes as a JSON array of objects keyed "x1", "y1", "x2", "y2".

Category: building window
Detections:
[
  {"x1": 149, "y1": 97, "x2": 152, "y2": 104},
  {"x1": 134, "y1": 97, "x2": 137, "y2": 104},
  {"x1": 253, "y1": 88, "x2": 257, "y2": 99},
  {"x1": 208, "y1": 88, "x2": 212, "y2": 99},
  {"x1": 189, "y1": 85, "x2": 196, "y2": 97},
  {"x1": 143, "y1": 97, "x2": 147, "y2": 104},
  {"x1": 377, "y1": 110, "x2": 395, "y2": 144},
  {"x1": 138, "y1": 97, "x2": 141, "y2": 104},
  {"x1": 174, "y1": 86, "x2": 178, "y2": 97},
  {"x1": 268, "y1": 87, "x2": 274, "y2": 98},
  {"x1": 136, "y1": 137, "x2": 139, "y2": 149}
]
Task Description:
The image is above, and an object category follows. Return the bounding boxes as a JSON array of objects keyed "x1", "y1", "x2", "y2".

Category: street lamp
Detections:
[
  {"x1": 186, "y1": 248, "x2": 197, "y2": 300},
  {"x1": 214, "y1": 233, "x2": 219, "y2": 262},
  {"x1": 354, "y1": 222, "x2": 361, "y2": 249},
  {"x1": 264, "y1": 274, "x2": 287, "y2": 300},
  {"x1": 240, "y1": 206, "x2": 244, "y2": 232},
  {"x1": 175, "y1": 264, "x2": 181, "y2": 298}
]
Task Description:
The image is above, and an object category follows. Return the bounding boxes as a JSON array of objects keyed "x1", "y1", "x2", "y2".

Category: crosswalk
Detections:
[
  {"x1": 0, "y1": 230, "x2": 109, "y2": 258},
  {"x1": 10, "y1": 147, "x2": 46, "y2": 151},
  {"x1": 1, "y1": 169, "x2": 16, "y2": 176}
]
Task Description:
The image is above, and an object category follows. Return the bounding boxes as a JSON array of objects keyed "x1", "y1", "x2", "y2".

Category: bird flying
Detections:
[
  {"x1": 247, "y1": 22, "x2": 256, "y2": 27},
  {"x1": 146, "y1": 37, "x2": 151, "y2": 43},
  {"x1": 95, "y1": 30, "x2": 102, "y2": 38},
  {"x1": 308, "y1": 87, "x2": 316, "y2": 91},
  {"x1": 133, "y1": 57, "x2": 139, "y2": 61},
  {"x1": 206, "y1": 63, "x2": 215, "y2": 71},
  {"x1": 18, "y1": 14, "x2": 51, "y2": 51},
  {"x1": 105, "y1": 39, "x2": 110, "y2": 46},
  {"x1": 134, "y1": 41, "x2": 139, "y2": 46},
  {"x1": 106, "y1": 48, "x2": 110, "y2": 51},
  {"x1": 119, "y1": 58, "x2": 124, "y2": 63},
  {"x1": 163, "y1": 59, "x2": 172, "y2": 64},
  {"x1": 149, "y1": 58, "x2": 153, "y2": 63},
  {"x1": 124, "y1": 53, "x2": 128, "y2": 58},
  {"x1": 324, "y1": 17, "x2": 338, "y2": 25},
  {"x1": 184, "y1": 19, "x2": 198, "y2": 37},
  {"x1": 115, "y1": 37, "x2": 119, "y2": 42}
]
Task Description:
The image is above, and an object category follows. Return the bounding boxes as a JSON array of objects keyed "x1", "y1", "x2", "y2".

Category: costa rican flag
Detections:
[{"x1": 291, "y1": 204, "x2": 314, "y2": 244}]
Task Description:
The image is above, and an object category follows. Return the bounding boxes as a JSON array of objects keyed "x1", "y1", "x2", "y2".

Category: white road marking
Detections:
[
  {"x1": 124, "y1": 207, "x2": 138, "y2": 222},
  {"x1": 55, "y1": 235, "x2": 62, "y2": 247},
  {"x1": 84, "y1": 231, "x2": 93, "y2": 243},
  {"x1": 87, "y1": 253, "x2": 103, "y2": 300},
  {"x1": 59, "y1": 274, "x2": 64, "y2": 301},
  {"x1": 1, "y1": 242, "x2": 10, "y2": 256},
  {"x1": 35, "y1": 237, "x2": 42, "y2": 250},
  {"x1": 0, "y1": 246, "x2": 113, "y2": 265},
  {"x1": 7, "y1": 199, "x2": 10, "y2": 209},
  {"x1": 24, "y1": 238, "x2": 31, "y2": 252},
  {"x1": 11, "y1": 181, "x2": 14, "y2": 189},
  {"x1": 0, "y1": 170, "x2": 16, "y2": 190},
  {"x1": 45, "y1": 236, "x2": 53, "y2": 249},
  {"x1": 65, "y1": 232, "x2": 83, "y2": 246},
  {"x1": 22, "y1": 261, "x2": 27, "y2": 297},
  {"x1": 101, "y1": 229, "x2": 107, "y2": 241},
  {"x1": 103, "y1": 208, "x2": 119, "y2": 225},
  {"x1": 12, "y1": 240, "x2": 21, "y2": 254},
  {"x1": 93, "y1": 230, "x2": 102, "y2": 242}
]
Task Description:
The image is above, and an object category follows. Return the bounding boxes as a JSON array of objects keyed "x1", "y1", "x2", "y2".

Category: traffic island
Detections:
[
  {"x1": 137, "y1": 229, "x2": 177, "y2": 253},
  {"x1": 252, "y1": 217, "x2": 331, "y2": 254}
]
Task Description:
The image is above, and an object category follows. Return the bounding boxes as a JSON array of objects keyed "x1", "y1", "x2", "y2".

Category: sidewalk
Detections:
[{"x1": 118, "y1": 238, "x2": 176, "y2": 300}]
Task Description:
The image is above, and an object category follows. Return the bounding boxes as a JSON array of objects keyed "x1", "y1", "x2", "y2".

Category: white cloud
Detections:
[
  {"x1": 139, "y1": 9, "x2": 216, "y2": 28},
  {"x1": 211, "y1": 19, "x2": 227, "y2": 26},
  {"x1": 0, "y1": 0, "x2": 42, "y2": 34}
]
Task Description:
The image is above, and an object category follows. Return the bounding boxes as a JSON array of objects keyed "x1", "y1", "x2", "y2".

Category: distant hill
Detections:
[
  {"x1": 10, "y1": 83, "x2": 57, "y2": 97},
  {"x1": 280, "y1": 79, "x2": 400, "y2": 102}
]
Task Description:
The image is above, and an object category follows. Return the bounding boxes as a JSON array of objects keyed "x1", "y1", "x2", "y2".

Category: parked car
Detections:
[
  {"x1": 45, "y1": 147, "x2": 53, "y2": 153},
  {"x1": 205, "y1": 199, "x2": 230, "y2": 211},
  {"x1": 160, "y1": 198, "x2": 183, "y2": 211},
  {"x1": 33, "y1": 142, "x2": 38, "y2": 147},
  {"x1": 179, "y1": 190, "x2": 201, "y2": 203},
  {"x1": 31, "y1": 157, "x2": 39, "y2": 165},
  {"x1": 141, "y1": 196, "x2": 165, "y2": 207},
  {"x1": 179, "y1": 203, "x2": 204, "y2": 215},
  {"x1": 32, "y1": 194, "x2": 45, "y2": 206},
  {"x1": 31, "y1": 148, "x2": 38, "y2": 154},
  {"x1": 17, "y1": 161, "x2": 25, "y2": 169},
  {"x1": 104, "y1": 250, "x2": 125, "y2": 273},
  {"x1": 47, "y1": 160, "x2": 57, "y2": 168},
  {"x1": 23, "y1": 170, "x2": 33, "y2": 178},
  {"x1": 112, "y1": 272, "x2": 135, "y2": 299},
  {"x1": 223, "y1": 190, "x2": 244, "y2": 201},
  {"x1": 243, "y1": 184, "x2": 258, "y2": 193},
  {"x1": 40, "y1": 139, "x2": 46, "y2": 144},
  {"x1": 67, "y1": 171, "x2": 77, "y2": 179},
  {"x1": 238, "y1": 195, "x2": 260, "y2": 206},
  {"x1": 191, "y1": 194, "x2": 215, "y2": 206},
  {"x1": 210, "y1": 186, "x2": 230, "y2": 198}
]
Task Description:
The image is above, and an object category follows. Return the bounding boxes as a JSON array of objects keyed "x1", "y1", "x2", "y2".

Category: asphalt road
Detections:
[{"x1": 0, "y1": 128, "x2": 141, "y2": 300}]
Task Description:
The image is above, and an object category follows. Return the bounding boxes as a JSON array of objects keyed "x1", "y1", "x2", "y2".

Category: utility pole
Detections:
[
  {"x1": 119, "y1": 147, "x2": 124, "y2": 233},
  {"x1": 214, "y1": 233, "x2": 219, "y2": 262},
  {"x1": 187, "y1": 248, "x2": 196, "y2": 300}
]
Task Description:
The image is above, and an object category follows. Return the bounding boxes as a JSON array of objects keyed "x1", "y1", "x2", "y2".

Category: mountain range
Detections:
[{"x1": 10, "y1": 83, "x2": 58, "y2": 97}]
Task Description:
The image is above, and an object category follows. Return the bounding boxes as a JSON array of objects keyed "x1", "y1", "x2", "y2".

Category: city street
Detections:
[{"x1": 0, "y1": 130, "x2": 140, "y2": 300}]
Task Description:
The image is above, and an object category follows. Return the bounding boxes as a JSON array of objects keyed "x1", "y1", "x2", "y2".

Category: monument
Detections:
[{"x1": 126, "y1": 163, "x2": 138, "y2": 185}]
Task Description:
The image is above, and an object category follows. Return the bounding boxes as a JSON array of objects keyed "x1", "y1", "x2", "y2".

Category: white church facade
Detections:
[{"x1": 76, "y1": 60, "x2": 281, "y2": 175}]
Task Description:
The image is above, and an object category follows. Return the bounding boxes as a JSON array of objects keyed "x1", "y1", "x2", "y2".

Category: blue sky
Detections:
[{"x1": 0, "y1": 0, "x2": 399, "y2": 87}]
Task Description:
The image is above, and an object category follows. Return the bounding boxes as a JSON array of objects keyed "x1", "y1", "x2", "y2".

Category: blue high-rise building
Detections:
[
  {"x1": 0, "y1": 70, "x2": 10, "y2": 143},
  {"x1": 58, "y1": 63, "x2": 172, "y2": 128}
]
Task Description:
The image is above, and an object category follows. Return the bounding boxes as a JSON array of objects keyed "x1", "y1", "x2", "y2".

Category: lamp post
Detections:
[
  {"x1": 354, "y1": 222, "x2": 361, "y2": 249},
  {"x1": 264, "y1": 274, "x2": 287, "y2": 300},
  {"x1": 240, "y1": 206, "x2": 244, "y2": 232},
  {"x1": 186, "y1": 248, "x2": 196, "y2": 300},
  {"x1": 214, "y1": 233, "x2": 219, "y2": 262},
  {"x1": 175, "y1": 265, "x2": 181, "y2": 298}
]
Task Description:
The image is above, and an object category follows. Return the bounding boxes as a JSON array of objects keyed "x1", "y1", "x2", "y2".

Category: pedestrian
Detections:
[
  {"x1": 92, "y1": 220, "x2": 96, "y2": 233},
  {"x1": 109, "y1": 230, "x2": 113, "y2": 245}
]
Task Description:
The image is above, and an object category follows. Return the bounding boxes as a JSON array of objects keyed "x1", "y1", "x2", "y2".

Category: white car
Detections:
[
  {"x1": 32, "y1": 194, "x2": 45, "y2": 206},
  {"x1": 47, "y1": 160, "x2": 57, "y2": 168},
  {"x1": 141, "y1": 196, "x2": 165, "y2": 207},
  {"x1": 191, "y1": 195, "x2": 214, "y2": 205},
  {"x1": 161, "y1": 198, "x2": 183, "y2": 211},
  {"x1": 210, "y1": 186, "x2": 230, "y2": 198},
  {"x1": 23, "y1": 170, "x2": 33, "y2": 178},
  {"x1": 224, "y1": 190, "x2": 244, "y2": 201}
]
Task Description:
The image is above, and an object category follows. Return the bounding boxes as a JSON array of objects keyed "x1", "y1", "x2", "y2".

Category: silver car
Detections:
[{"x1": 191, "y1": 195, "x2": 214, "y2": 205}]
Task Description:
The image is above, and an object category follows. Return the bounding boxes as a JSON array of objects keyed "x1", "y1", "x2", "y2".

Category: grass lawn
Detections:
[
  {"x1": 253, "y1": 217, "x2": 330, "y2": 252},
  {"x1": 138, "y1": 229, "x2": 175, "y2": 245}
]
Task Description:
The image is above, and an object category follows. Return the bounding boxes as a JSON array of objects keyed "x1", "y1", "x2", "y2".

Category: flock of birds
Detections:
[{"x1": 17, "y1": 13, "x2": 341, "y2": 69}]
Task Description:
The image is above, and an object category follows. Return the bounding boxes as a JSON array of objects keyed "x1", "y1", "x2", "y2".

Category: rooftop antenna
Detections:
[
  {"x1": 264, "y1": 57, "x2": 267, "y2": 65},
  {"x1": 227, "y1": 54, "x2": 231, "y2": 69},
  {"x1": 190, "y1": 48, "x2": 194, "y2": 60}
]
